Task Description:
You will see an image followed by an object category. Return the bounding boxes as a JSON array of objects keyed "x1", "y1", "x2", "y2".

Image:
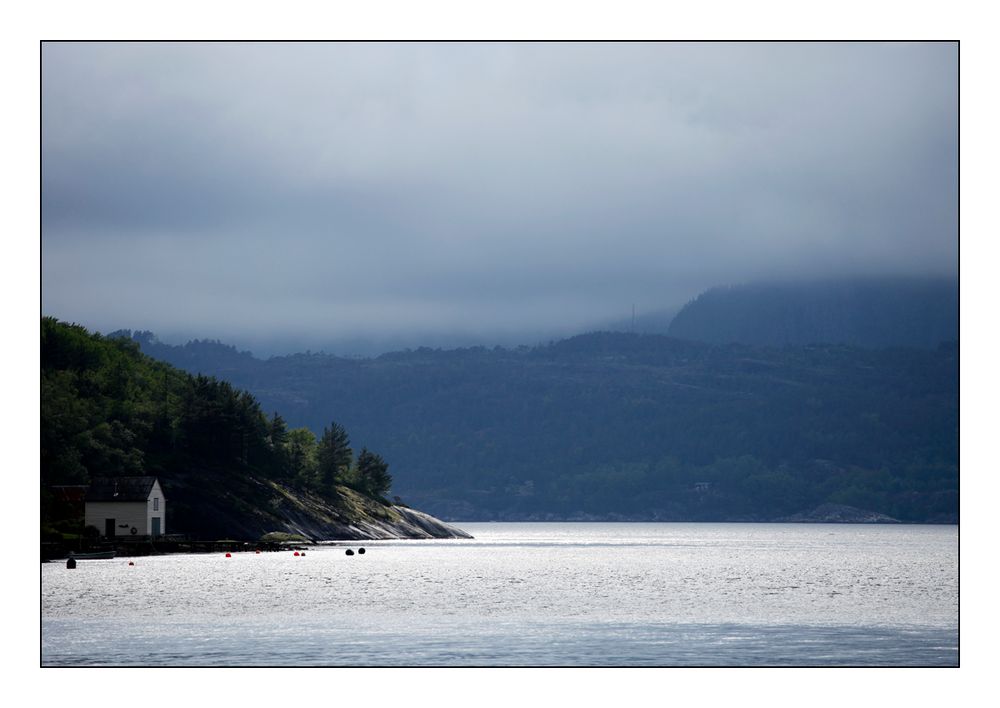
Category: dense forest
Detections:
[
  {"x1": 120, "y1": 327, "x2": 959, "y2": 523},
  {"x1": 667, "y1": 276, "x2": 958, "y2": 348},
  {"x1": 41, "y1": 318, "x2": 394, "y2": 540}
]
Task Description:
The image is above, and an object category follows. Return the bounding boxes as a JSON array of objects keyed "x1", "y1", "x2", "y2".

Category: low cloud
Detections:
[{"x1": 42, "y1": 42, "x2": 958, "y2": 353}]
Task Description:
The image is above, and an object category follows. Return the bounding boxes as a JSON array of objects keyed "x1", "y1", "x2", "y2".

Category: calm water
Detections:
[{"x1": 41, "y1": 523, "x2": 958, "y2": 666}]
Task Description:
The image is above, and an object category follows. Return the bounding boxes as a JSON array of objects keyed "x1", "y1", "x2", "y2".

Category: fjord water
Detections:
[{"x1": 41, "y1": 523, "x2": 957, "y2": 666}]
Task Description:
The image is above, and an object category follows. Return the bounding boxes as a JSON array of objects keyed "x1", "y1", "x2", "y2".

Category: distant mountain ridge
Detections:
[
  {"x1": 666, "y1": 276, "x2": 957, "y2": 349},
  {"x1": 116, "y1": 327, "x2": 958, "y2": 524}
]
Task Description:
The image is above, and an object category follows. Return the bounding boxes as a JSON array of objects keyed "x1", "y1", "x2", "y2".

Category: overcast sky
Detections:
[{"x1": 41, "y1": 42, "x2": 957, "y2": 355}]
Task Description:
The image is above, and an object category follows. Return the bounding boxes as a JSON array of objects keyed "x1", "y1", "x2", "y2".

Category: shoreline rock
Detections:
[
  {"x1": 261, "y1": 483, "x2": 473, "y2": 541},
  {"x1": 777, "y1": 503, "x2": 901, "y2": 524}
]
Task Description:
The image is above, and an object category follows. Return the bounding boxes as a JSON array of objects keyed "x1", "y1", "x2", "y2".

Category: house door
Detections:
[
  {"x1": 151, "y1": 517, "x2": 161, "y2": 536},
  {"x1": 104, "y1": 519, "x2": 115, "y2": 538}
]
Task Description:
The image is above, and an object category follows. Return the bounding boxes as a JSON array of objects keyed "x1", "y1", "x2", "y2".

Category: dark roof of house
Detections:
[{"x1": 85, "y1": 476, "x2": 161, "y2": 502}]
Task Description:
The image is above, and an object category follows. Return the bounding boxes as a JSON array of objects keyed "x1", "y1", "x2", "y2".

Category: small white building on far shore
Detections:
[{"x1": 85, "y1": 476, "x2": 166, "y2": 538}]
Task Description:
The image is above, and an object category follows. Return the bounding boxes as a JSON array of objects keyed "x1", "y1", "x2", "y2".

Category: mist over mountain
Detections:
[
  {"x1": 593, "y1": 306, "x2": 682, "y2": 336},
  {"x1": 668, "y1": 276, "x2": 958, "y2": 349},
  {"x1": 43, "y1": 43, "x2": 956, "y2": 350},
  {"x1": 113, "y1": 275, "x2": 957, "y2": 361},
  {"x1": 138, "y1": 325, "x2": 595, "y2": 360}
]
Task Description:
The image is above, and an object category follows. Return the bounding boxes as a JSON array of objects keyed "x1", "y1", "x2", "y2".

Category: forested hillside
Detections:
[
  {"x1": 123, "y1": 329, "x2": 959, "y2": 523},
  {"x1": 667, "y1": 277, "x2": 958, "y2": 348},
  {"x1": 40, "y1": 318, "x2": 436, "y2": 541}
]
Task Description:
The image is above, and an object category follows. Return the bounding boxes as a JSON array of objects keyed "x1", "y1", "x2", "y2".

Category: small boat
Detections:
[{"x1": 67, "y1": 550, "x2": 116, "y2": 560}]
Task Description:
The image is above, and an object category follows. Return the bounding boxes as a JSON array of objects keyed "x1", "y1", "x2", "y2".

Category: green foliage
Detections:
[
  {"x1": 259, "y1": 531, "x2": 309, "y2": 543},
  {"x1": 357, "y1": 448, "x2": 392, "y2": 499},
  {"x1": 286, "y1": 427, "x2": 319, "y2": 487},
  {"x1": 317, "y1": 421, "x2": 353, "y2": 492},
  {"x1": 267, "y1": 412, "x2": 291, "y2": 479},
  {"x1": 41, "y1": 318, "x2": 398, "y2": 537}
]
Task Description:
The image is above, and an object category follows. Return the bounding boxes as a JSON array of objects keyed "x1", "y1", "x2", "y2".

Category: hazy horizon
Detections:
[
  {"x1": 81, "y1": 271, "x2": 955, "y2": 358},
  {"x1": 42, "y1": 42, "x2": 957, "y2": 355}
]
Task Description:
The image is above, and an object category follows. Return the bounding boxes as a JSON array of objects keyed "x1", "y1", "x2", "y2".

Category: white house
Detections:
[{"x1": 85, "y1": 476, "x2": 166, "y2": 537}]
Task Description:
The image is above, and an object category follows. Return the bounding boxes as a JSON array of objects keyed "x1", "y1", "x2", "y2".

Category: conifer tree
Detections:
[
  {"x1": 268, "y1": 412, "x2": 291, "y2": 479},
  {"x1": 317, "y1": 421, "x2": 352, "y2": 492},
  {"x1": 357, "y1": 447, "x2": 392, "y2": 498}
]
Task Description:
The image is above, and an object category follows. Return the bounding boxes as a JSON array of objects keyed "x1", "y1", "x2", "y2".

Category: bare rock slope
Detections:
[{"x1": 264, "y1": 482, "x2": 473, "y2": 541}]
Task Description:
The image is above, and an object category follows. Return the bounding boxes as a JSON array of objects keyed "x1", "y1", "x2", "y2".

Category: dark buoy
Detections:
[
  {"x1": 128, "y1": 561, "x2": 135, "y2": 566},
  {"x1": 357, "y1": 548, "x2": 365, "y2": 555},
  {"x1": 300, "y1": 551, "x2": 306, "y2": 556},
  {"x1": 345, "y1": 549, "x2": 355, "y2": 556},
  {"x1": 66, "y1": 558, "x2": 76, "y2": 569}
]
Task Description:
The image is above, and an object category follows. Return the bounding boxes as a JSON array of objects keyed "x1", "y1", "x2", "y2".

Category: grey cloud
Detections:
[{"x1": 42, "y1": 42, "x2": 957, "y2": 353}]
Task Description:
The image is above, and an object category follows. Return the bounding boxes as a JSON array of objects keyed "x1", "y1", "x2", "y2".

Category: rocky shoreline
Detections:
[
  {"x1": 226, "y1": 481, "x2": 474, "y2": 542},
  {"x1": 275, "y1": 499, "x2": 474, "y2": 541},
  {"x1": 41, "y1": 487, "x2": 471, "y2": 561},
  {"x1": 776, "y1": 503, "x2": 901, "y2": 524}
]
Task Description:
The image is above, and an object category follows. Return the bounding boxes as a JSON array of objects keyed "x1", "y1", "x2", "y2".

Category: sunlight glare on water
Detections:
[{"x1": 41, "y1": 523, "x2": 957, "y2": 666}]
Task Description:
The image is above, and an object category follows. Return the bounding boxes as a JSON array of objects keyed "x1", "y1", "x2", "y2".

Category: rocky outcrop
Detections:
[
  {"x1": 262, "y1": 482, "x2": 472, "y2": 541},
  {"x1": 779, "y1": 503, "x2": 900, "y2": 524}
]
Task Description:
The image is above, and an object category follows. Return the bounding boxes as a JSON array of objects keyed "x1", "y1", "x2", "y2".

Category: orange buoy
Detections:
[
  {"x1": 293, "y1": 551, "x2": 299, "y2": 556},
  {"x1": 225, "y1": 553, "x2": 232, "y2": 558}
]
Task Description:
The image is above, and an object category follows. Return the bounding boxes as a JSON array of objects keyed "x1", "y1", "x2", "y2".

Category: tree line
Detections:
[
  {"x1": 269, "y1": 416, "x2": 391, "y2": 499},
  {"x1": 41, "y1": 318, "x2": 392, "y2": 538},
  {"x1": 125, "y1": 327, "x2": 959, "y2": 523}
]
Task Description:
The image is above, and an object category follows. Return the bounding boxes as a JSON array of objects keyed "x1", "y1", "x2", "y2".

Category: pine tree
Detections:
[
  {"x1": 287, "y1": 427, "x2": 319, "y2": 488},
  {"x1": 268, "y1": 412, "x2": 291, "y2": 479},
  {"x1": 357, "y1": 447, "x2": 392, "y2": 499},
  {"x1": 317, "y1": 421, "x2": 352, "y2": 492}
]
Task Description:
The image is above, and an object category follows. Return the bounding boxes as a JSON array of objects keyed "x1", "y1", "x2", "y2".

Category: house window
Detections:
[{"x1": 153, "y1": 497, "x2": 159, "y2": 511}]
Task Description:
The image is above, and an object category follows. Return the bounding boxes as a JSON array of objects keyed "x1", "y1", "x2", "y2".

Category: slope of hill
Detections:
[
  {"x1": 40, "y1": 318, "x2": 469, "y2": 541},
  {"x1": 122, "y1": 329, "x2": 959, "y2": 524},
  {"x1": 667, "y1": 277, "x2": 958, "y2": 348}
]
